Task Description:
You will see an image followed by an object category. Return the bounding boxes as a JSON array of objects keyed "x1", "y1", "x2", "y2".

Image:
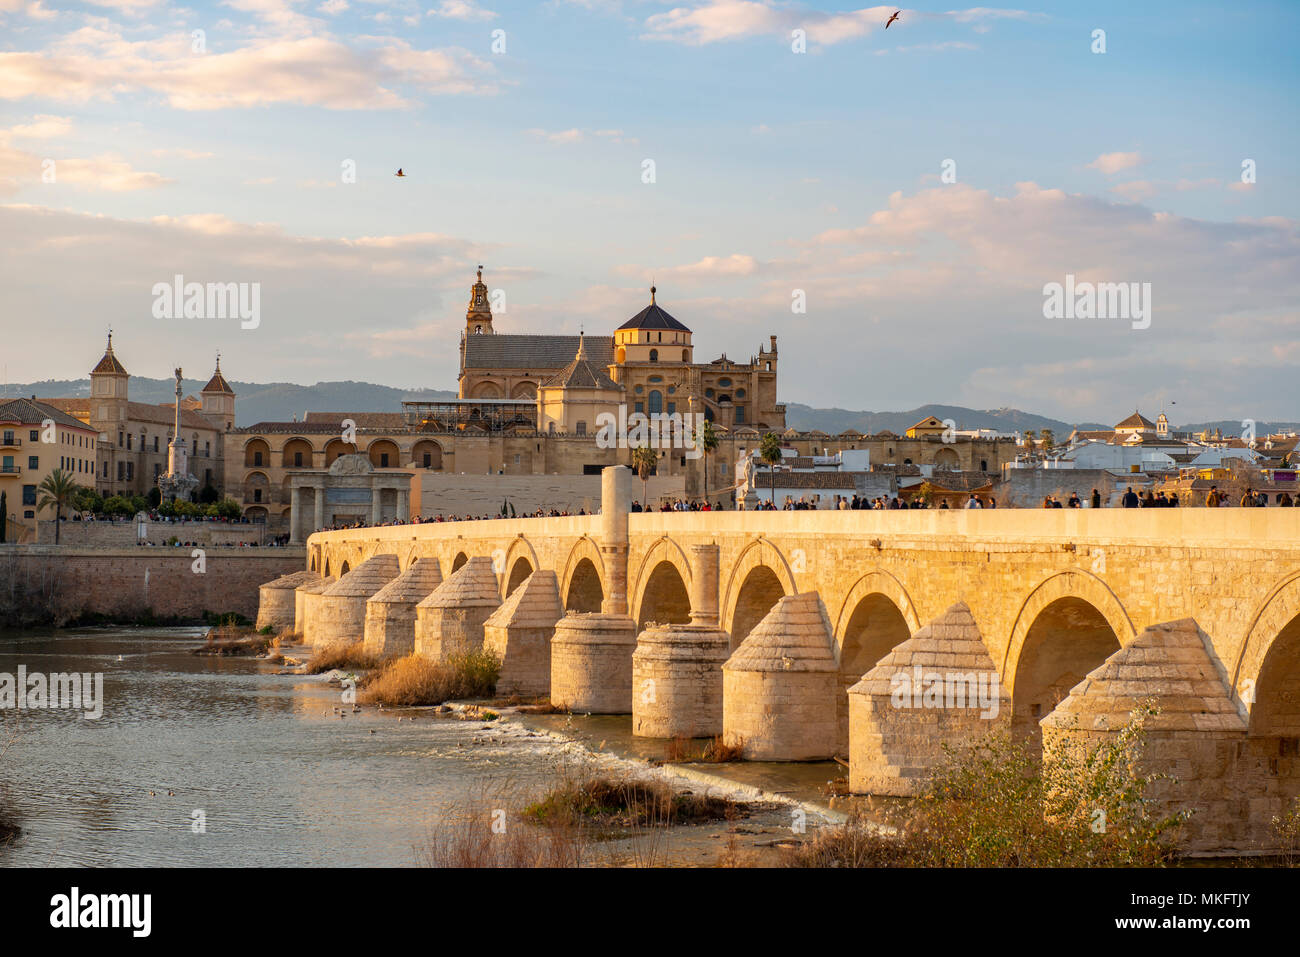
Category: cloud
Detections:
[
  {"x1": 1111, "y1": 180, "x2": 1155, "y2": 202},
  {"x1": 526, "y1": 127, "x2": 638, "y2": 145},
  {"x1": 8, "y1": 114, "x2": 71, "y2": 139},
  {"x1": 429, "y1": 0, "x2": 496, "y2": 20},
  {"x1": 151, "y1": 147, "x2": 215, "y2": 159},
  {"x1": 0, "y1": 29, "x2": 498, "y2": 110},
  {"x1": 317, "y1": 0, "x2": 348, "y2": 12},
  {"x1": 642, "y1": 3, "x2": 1041, "y2": 46},
  {"x1": 1086, "y1": 151, "x2": 1143, "y2": 175},
  {"x1": 618, "y1": 254, "x2": 760, "y2": 282},
  {"x1": 0, "y1": 203, "x2": 492, "y2": 383},
  {"x1": 0, "y1": 122, "x2": 172, "y2": 193}
]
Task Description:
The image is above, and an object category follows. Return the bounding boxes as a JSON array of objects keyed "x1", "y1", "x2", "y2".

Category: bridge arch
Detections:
[
  {"x1": 450, "y1": 551, "x2": 469, "y2": 573},
  {"x1": 831, "y1": 570, "x2": 921, "y2": 752},
  {"x1": 721, "y1": 537, "x2": 798, "y2": 650},
  {"x1": 561, "y1": 536, "x2": 605, "y2": 613},
  {"x1": 631, "y1": 536, "x2": 694, "y2": 630},
  {"x1": 1234, "y1": 572, "x2": 1300, "y2": 728},
  {"x1": 832, "y1": 569, "x2": 922, "y2": 669},
  {"x1": 1003, "y1": 570, "x2": 1135, "y2": 751}
]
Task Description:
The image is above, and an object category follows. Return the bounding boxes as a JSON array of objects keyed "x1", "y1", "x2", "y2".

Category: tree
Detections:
[
  {"x1": 759, "y1": 432, "x2": 784, "y2": 505},
  {"x1": 72, "y1": 486, "x2": 101, "y2": 516},
  {"x1": 697, "y1": 419, "x2": 719, "y2": 506},
  {"x1": 36, "y1": 468, "x2": 77, "y2": 544},
  {"x1": 1023, "y1": 430, "x2": 1037, "y2": 456},
  {"x1": 197, "y1": 484, "x2": 218, "y2": 504},
  {"x1": 1040, "y1": 428, "x2": 1055, "y2": 452},
  {"x1": 630, "y1": 445, "x2": 658, "y2": 507}
]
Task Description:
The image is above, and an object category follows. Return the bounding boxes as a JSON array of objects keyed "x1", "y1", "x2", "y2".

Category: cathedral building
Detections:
[{"x1": 457, "y1": 269, "x2": 786, "y2": 433}]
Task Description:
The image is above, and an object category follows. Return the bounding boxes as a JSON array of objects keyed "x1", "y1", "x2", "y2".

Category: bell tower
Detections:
[{"x1": 466, "y1": 265, "x2": 493, "y2": 336}]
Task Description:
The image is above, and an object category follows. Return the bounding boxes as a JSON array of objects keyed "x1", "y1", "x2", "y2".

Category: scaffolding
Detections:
[{"x1": 401, "y1": 398, "x2": 537, "y2": 433}]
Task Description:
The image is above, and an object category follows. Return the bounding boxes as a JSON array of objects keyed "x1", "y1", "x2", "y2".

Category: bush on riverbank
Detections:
[
  {"x1": 523, "y1": 773, "x2": 744, "y2": 829},
  {"x1": 305, "y1": 643, "x2": 378, "y2": 674},
  {"x1": 664, "y1": 734, "x2": 745, "y2": 764},
  {"x1": 359, "y1": 651, "x2": 500, "y2": 706},
  {"x1": 785, "y1": 708, "x2": 1184, "y2": 867}
]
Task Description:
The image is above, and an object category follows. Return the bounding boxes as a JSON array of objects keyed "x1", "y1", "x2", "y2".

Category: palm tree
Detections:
[
  {"x1": 698, "y1": 419, "x2": 719, "y2": 505},
  {"x1": 37, "y1": 469, "x2": 78, "y2": 545},
  {"x1": 1040, "y1": 428, "x2": 1055, "y2": 452},
  {"x1": 1023, "y1": 429, "x2": 1037, "y2": 456},
  {"x1": 631, "y1": 445, "x2": 658, "y2": 507},
  {"x1": 758, "y1": 432, "x2": 784, "y2": 506}
]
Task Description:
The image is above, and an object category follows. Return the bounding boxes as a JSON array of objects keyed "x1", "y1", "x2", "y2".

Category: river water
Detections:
[{"x1": 0, "y1": 627, "x2": 604, "y2": 867}]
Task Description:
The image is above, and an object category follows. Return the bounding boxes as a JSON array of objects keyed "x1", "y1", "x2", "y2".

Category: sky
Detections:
[{"x1": 0, "y1": 0, "x2": 1297, "y2": 424}]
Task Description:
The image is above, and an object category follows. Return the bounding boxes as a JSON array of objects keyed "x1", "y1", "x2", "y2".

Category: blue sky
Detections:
[{"x1": 1, "y1": 0, "x2": 1296, "y2": 423}]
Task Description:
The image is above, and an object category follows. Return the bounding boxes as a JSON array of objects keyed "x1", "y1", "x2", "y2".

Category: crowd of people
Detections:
[{"x1": 292, "y1": 482, "x2": 1300, "y2": 535}]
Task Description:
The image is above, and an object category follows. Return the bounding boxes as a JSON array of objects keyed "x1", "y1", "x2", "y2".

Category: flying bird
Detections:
[
  {"x1": 395, "y1": 168, "x2": 406, "y2": 177},
  {"x1": 886, "y1": 10, "x2": 900, "y2": 28}
]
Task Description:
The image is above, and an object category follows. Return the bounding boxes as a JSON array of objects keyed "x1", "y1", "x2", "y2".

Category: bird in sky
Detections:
[
  {"x1": 886, "y1": 10, "x2": 900, "y2": 28},
  {"x1": 395, "y1": 168, "x2": 406, "y2": 177}
]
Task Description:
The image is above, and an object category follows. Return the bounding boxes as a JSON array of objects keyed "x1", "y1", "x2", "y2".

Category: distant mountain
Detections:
[
  {"x1": 1177, "y1": 420, "x2": 1300, "y2": 437},
  {"x1": 5, "y1": 377, "x2": 456, "y2": 427},
  {"x1": 782, "y1": 402, "x2": 1107, "y2": 436},
  {"x1": 6, "y1": 376, "x2": 1290, "y2": 437}
]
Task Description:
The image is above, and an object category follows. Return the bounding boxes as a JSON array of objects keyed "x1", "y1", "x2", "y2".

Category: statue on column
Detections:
[{"x1": 158, "y1": 366, "x2": 200, "y2": 503}]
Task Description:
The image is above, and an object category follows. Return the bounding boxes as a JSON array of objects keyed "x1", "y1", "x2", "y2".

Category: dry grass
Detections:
[
  {"x1": 195, "y1": 623, "x2": 271, "y2": 657},
  {"x1": 663, "y1": 734, "x2": 745, "y2": 764},
  {"x1": 417, "y1": 810, "x2": 589, "y2": 868},
  {"x1": 305, "y1": 643, "x2": 379, "y2": 674},
  {"x1": 0, "y1": 716, "x2": 21, "y2": 846},
  {"x1": 523, "y1": 773, "x2": 745, "y2": 829},
  {"x1": 415, "y1": 765, "x2": 752, "y2": 868},
  {"x1": 1272, "y1": 796, "x2": 1300, "y2": 867},
  {"x1": 359, "y1": 651, "x2": 500, "y2": 707},
  {"x1": 269, "y1": 628, "x2": 301, "y2": 649}
]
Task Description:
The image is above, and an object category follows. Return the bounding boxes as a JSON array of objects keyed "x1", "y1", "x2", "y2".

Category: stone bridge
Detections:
[{"x1": 288, "y1": 468, "x2": 1300, "y2": 854}]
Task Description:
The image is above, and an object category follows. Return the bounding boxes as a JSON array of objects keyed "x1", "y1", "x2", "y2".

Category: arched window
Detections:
[
  {"x1": 682, "y1": 349, "x2": 689, "y2": 362},
  {"x1": 649, "y1": 349, "x2": 658, "y2": 362},
  {"x1": 648, "y1": 390, "x2": 663, "y2": 414},
  {"x1": 735, "y1": 388, "x2": 746, "y2": 398}
]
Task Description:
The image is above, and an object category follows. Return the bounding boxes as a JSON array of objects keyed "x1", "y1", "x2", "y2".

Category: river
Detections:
[{"x1": 0, "y1": 626, "x2": 618, "y2": 867}]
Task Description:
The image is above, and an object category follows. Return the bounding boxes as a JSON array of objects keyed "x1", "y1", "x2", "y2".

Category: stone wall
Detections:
[
  {"x1": 0, "y1": 545, "x2": 305, "y2": 623},
  {"x1": 36, "y1": 518, "x2": 275, "y2": 547},
  {"x1": 412, "y1": 472, "x2": 686, "y2": 518}
]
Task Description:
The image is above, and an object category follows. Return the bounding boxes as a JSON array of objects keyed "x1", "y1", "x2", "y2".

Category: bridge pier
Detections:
[
  {"x1": 484, "y1": 570, "x2": 564, "y2": 697},
  {"x1": 723, "y1": 592, "x2": 839, "y2": 760},
  {"x1": 364, "y1": 558, "x2": 443, "y2": 659},
  {"x1": 315, "y1": 554, "x2": 400, "y2": 652},
  {"x1": 848, "y1": 602, "x2": 1010, "y2": 794},
  {"x1": 632, "y1": 544, "x2": 729, "y2": 738},
  {"x1": 257, "y1": 570, "x2": 318, "y2": 632},
  {"x1": 414, "y1": 556, "x2": 501, "y2": 662},
  {"x1": 552, "y1": 466, "x2": 639, "y2": 713},
  {"x1": 296, "y1": 574, "x2": 335, "y2": 646}
]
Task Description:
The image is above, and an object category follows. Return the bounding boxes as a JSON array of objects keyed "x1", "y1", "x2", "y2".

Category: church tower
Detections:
[
  {"x1": 89, "y1": 331, "x2": 129, "y2": 437},
  {"x1": 466, "y1": 265, "x2": 493, "y2": 336},
  {"x1": 201, "y1": 354, "x2": 236, "y2": 432}
]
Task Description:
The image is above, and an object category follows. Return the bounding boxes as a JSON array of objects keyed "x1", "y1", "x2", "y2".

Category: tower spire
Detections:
[{"x1": 466, "y1": 265, "x2": 493, "y2": 335}]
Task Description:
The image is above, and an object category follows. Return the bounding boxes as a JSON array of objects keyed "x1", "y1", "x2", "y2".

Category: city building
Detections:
[{"x1": 0, "y1": 397, "x2": 100, "y2": 538}]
